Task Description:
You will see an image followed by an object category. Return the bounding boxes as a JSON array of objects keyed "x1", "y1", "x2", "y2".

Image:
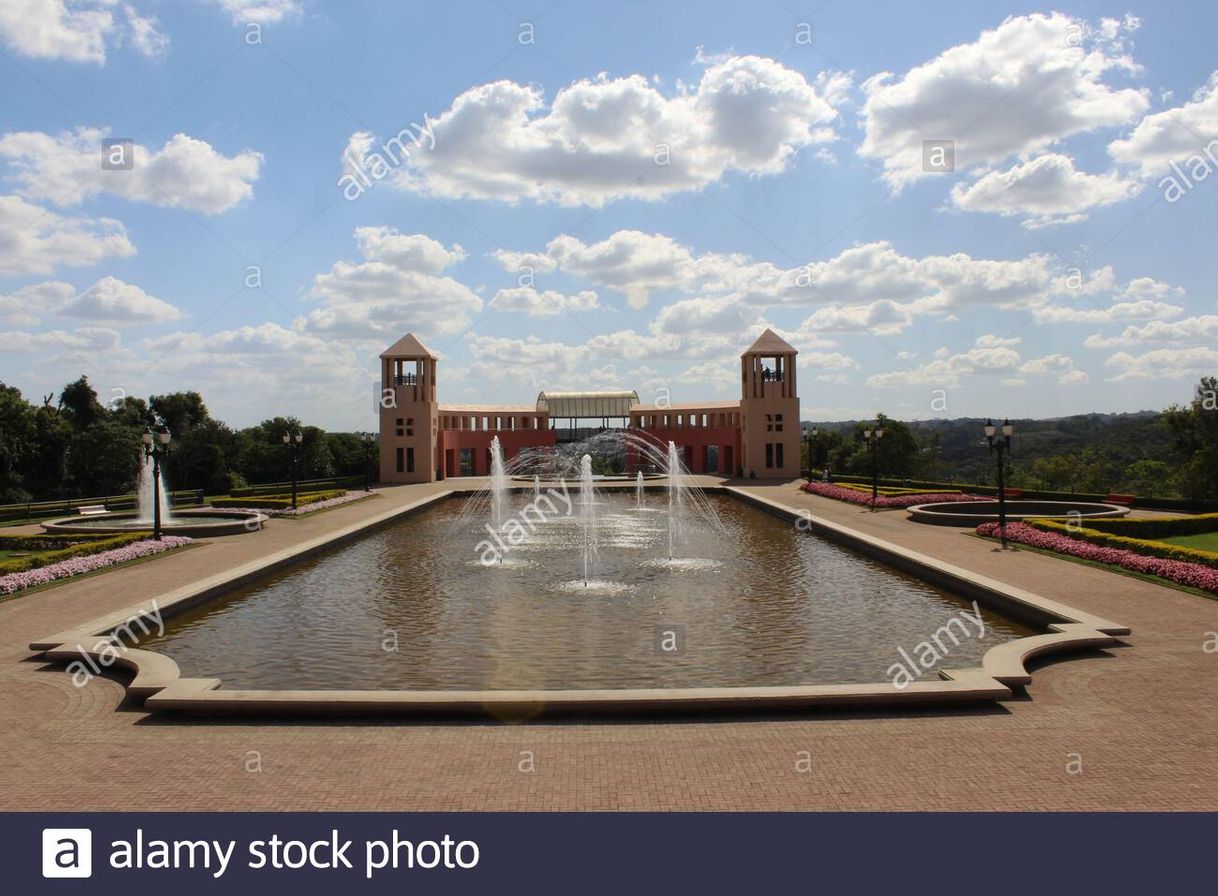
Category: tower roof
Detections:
[
  {"x1": 380, "y1": 332, "x2": 437, "y2": 359},
  {"x1": 743, "y1": 327, "x2": 797, "y2": 355}
]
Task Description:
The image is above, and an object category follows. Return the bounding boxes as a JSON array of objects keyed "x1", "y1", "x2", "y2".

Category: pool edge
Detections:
[{"x1": 27, "y1": 485, "x2": 1130, "y2": 718}]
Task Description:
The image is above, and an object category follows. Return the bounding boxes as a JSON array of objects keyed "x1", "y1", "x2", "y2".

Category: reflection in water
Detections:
[{"x1": 141, "y1": 494, "x2": 1035, "y2": 689}]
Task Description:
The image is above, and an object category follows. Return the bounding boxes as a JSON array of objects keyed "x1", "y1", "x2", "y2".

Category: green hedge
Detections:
[
  {"x1": 0, "y1": 533, "x2": 149, "y2": 574},
  {"x1": 1027, "y1": 519, "x2": 1218, "y2": 570},
  {"x1": 833, "y1": 482, "x2": 962, "y2": 496},
  {"x1": 211, "y1": 489, "x2": 346, "y2": 509},
  {"x1": 1062, "y1": 512, "x2": 1218, "y2": 539}
]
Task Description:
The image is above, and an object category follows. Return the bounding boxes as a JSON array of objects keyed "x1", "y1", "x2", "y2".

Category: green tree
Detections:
[
  {"x1": 1163, "y1": 376, "x2": 1218, "y2": 499},
  {"x1": 66, "y1": 420, "x2": 141, "y2": 496},
  {"x1": 0, "y1": 383, "x2": 35, "y2": 501},
  {"x1": 58, "y1": 376, "x2": 106, "y2": 429}
]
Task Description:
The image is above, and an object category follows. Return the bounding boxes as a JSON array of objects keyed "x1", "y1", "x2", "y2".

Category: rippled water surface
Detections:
[{"x1": 141, "y1": 493, "x2": 1035, "y2": 689}]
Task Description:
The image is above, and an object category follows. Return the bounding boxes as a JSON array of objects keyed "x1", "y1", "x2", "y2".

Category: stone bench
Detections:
[{"x1": 75, "y1": 505, "x2": 108, "y2": 516}]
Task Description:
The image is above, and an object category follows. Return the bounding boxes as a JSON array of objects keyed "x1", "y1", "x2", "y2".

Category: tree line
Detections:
[
  {"x1": 803, "y1": 377, "x2": 1218, "y2": 500},
  {"x1": 0, "y1": 376, "x2": 374, "y2": 503}
]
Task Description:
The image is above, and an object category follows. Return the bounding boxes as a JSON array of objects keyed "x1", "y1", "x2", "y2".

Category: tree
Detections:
[
  {"x1": 58, "y1": 376, "x2": 106, "y2": 429},
  {"x1": 0, "y1": 384, "x2": 35, "y2": 501},
  {"x1": 66, "y1": 420, "x2": 141, "y2": 496},
  {"x1": 1163, "y1": 376, "x2": 1218, "y2": 499}
]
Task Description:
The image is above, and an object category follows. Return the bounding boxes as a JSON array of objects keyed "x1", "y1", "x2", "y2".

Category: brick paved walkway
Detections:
[{"x1": 2, "y1": 480, "x2": 1215, "y2": 810}]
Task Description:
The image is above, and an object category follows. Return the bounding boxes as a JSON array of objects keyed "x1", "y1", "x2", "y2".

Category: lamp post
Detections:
[
  {"x1": 282, "y1": 431, "x2": 303, "y2": 509},
  {"x1": 358, "y1": 431, "x2": 375, "y2": 492},
  {"x1": 804, "y1": 426, "x2": 819, "y2": 481},
  {"x1": 984, "y1": 418, "x2": 1014, "y2": 548},
  {"x1": 141, "y1": 426, "x2": 171, "y2": 540},
  {"x1": 862, "y1": 423, "x2": 884, "y2": 510}
]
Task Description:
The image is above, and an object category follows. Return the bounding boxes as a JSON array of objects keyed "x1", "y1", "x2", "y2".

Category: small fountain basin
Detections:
[
  {"x1": 42, "y1": 509, "x2": 267, "y2": 537},
  {"x1": 907, "y1": 500, "x2": 1130, "y2": 527}
]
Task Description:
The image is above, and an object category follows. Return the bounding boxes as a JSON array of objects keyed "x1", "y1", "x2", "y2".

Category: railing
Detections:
[
  {"x1": 226, "y1": 475, "x2": 365, "y2": 498},
  {"x1": 391, "y1": 374, "x2": 418, "y2": 386},
  {"x1": 0, "y1": 489, "x2": 206, "y2": 522}
]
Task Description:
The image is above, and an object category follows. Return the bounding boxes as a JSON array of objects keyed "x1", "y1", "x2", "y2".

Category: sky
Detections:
[{"x1": 1, "y1": 0, "x2": 1216, "y2": 431}]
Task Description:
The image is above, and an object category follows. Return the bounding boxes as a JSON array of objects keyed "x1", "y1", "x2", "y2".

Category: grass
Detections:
[
  {"x1": 970, "y1": 533, "x2": 1217, "y2": 601},
  {"x1": 1156, "y1": 532, "x2": 1218, "y2": 552}
]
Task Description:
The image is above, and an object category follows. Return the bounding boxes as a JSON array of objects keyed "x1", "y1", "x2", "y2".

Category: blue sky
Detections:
[{"x1": 1, "y1": 0, "x2": 1216, "y2": 430}]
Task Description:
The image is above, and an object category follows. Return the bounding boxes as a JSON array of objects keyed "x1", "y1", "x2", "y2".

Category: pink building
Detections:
[{"x1": 378, "y1": 329, "x2": 802, "y2": 481}]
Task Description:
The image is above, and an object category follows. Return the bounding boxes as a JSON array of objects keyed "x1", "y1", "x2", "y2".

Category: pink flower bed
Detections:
[
  {"x1": 800, "y1": 481, "x2": 987, "y2": 509},
  {"x1": 0, "y1": 536, "x2": 192, "y2": 596},
  {"x1": 977, "y1": 521, "x2": 1218, "y2": 593}
]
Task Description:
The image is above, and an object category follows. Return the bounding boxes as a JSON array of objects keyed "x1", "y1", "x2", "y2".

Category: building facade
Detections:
[{"x1": 378, "y1": 328, "x2": 802, "y2": 482}]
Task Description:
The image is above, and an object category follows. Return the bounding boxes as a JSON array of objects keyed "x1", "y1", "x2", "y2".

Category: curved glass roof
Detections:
[{"x1": 535, "y1": 390, "x2": 640, "y2": 418}]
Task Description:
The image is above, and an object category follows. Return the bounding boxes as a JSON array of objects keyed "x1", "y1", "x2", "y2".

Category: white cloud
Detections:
[
  {"x1": 62, "y1": 276, "x2": 182, "y2": 323},
  {"x1": 0, "y1": 276, "x2": 180, "y2": 325},
  {"x1": 0, "y1": 1, "x2": 169, "y2": 63},
  {"x1": 0, "y1": 0, "x2": 114, "y2": 63},
  {"x1": 0, "y1": 128, "x2": 262, "y2": 214},
  {"x1": 950, "y1": 154, "x2": 1141, "y2": 227},
  {"x1": 210, "y1": 0, "x2": 300, "y2": 24},
  {"x1": 489, "y1": 287, "x2": 600, "y2": 318},
  {"x1": 1109, "y1": 71, "x2": 1218, "y2": 178},
  {"x1": 867, "y1": 345, "x2": 1021, "y2": 387},
  {"x1": 1105, "y1": 346, "x2": 1218, "y2": 381},
  {"x1": 369, "y1": 56, "x2": 846, "y2": 206},
  {"x1": 0, "y1": 194, "x2": 135, "y2": 275},
  {"x1": 1019, "y1": 353, "x2": 1088, "y2": 384},
  {"x1": 975, "y1": 334, "x2": 1021, "y2": 348},
  {"x1": 1085, "y1": 315, "x2": 1218, "y2": 349},
  {"x1": 860, "y1": 12, "x2": 1148, "y2": 188},
  {"x1": 122, "y1": 4, "x2": 168, "y2": 58},
  {"x1": 300, "y1": 228, "x2": 481, "y2": 340}
]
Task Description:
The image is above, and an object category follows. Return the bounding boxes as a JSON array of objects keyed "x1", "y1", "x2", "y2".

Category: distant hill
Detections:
[{"x1": 803, "y1": 411, "x2": 1176, "y2": 486}]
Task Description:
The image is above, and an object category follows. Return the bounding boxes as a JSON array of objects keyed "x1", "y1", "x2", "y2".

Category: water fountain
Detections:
[
  {"x1": 488, "y1": 436, "x2": 507, "y2": 532},
  {"x1": 635, "y1": 471, "x2": 644, "y2": 510},
  {"x1": 136, "y1": 451, "x2": 173, "y2": 525},
  {"x1": 533, "y1": 475, "x2": 541, "y2": 498},
  {"x1": 580, "y1": 454, "x2": 596, "y2": 587},
  {"x1": 667, "y1": 441, "x2": 681, "y2": 560}
]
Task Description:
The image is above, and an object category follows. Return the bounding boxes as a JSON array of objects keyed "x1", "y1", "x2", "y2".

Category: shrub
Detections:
[
  {"x1": 0, "y1": 532, "x2": 149, "y2": 574},
  {"x1": 978, "y1": 521, "x2": 1218, "y2": 593},
  {"x1": 211, "y1": 489, "x2": 346, "y2": 509},
  {"x1": 1065, "y1": 511, "x2": 1218, "y2": 539},
  {"x1": 1025, "y1": 519, "x2": 1218, "y2": 570}
]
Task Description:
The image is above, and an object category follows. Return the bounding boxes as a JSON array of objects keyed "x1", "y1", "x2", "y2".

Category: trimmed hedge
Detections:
[
  {"x1": 1060, "y1": 511, "x2": 1218, "y2": 539},
  {"x1": 211, "y1": 489, "x2": 346, "y2": 510},
  {"x1": 0, "y1": 532, "x2": 149, "y2": 574},
  {"x1": 1026, "y1": 518, "x2": 1218, "y2": 571}
]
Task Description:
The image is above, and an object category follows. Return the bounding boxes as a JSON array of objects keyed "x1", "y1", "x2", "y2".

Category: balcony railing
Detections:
[{"x1": 392, "y1": 374, "x2": 418, "y2": 386}]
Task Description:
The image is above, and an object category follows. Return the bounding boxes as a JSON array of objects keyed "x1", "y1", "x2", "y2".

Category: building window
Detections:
[
  {"x1": 406, "y1": 447, "x2": 415, "y2": 473},
  {"x1": 395, "y1": 417, "x2": 404, "y2": 437},
  {"x1": 774, "y1": 413, "x2": 783, "y2": 432},
  {"x1": 765, "y1": 414, "x2": 774, "y2": 432},
  {"x1": 406, "y1": 417, "x2": 414, "y2": 436},
  {"x1": 775, "y1": 443, "x2": 784, "y2": 468},
  {"x1": 765, "y1": 443, "x2": 774, "y2": 468},
  {"x1": 395, "y1": 447, "x2": 404, "y2": 473}
]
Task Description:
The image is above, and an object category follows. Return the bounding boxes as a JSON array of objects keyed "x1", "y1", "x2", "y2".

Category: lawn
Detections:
[{"x1": 1157, "y1": 531, "x2": 1218, "y2": 552}]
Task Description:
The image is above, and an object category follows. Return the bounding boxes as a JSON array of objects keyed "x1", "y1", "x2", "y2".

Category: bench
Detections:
[
  {"x1": 75, "y1": 505, "x2": 108, "y2": 516},
  {"x1": 1105, "y1": 493, "x2": 1136, "y2": 506}
]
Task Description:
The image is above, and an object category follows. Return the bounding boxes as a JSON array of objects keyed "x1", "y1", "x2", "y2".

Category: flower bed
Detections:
[
  {"x1": 1025, "y1": 519, "x2": 1218, "y2": 570},
  {"x1": 220, "y1": 491, "x2": 373, "y2": 517},
  {"x1": 800, "y1": 481, "x2": 987, "y2": 509},
  {"x1": 0, "y1": 535, "x2": 192, "y2": 596},
  {"x1": 0, "y1": 532, "x2": 149, "y2": 575},
  {"x1": 977, "y1": 521, "x2": 1218, "y2": 593}
]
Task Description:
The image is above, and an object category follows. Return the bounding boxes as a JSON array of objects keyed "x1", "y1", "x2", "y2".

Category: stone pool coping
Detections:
[{"x1": 27, "y1": 484, "x2": 1129, "y2": 718}]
